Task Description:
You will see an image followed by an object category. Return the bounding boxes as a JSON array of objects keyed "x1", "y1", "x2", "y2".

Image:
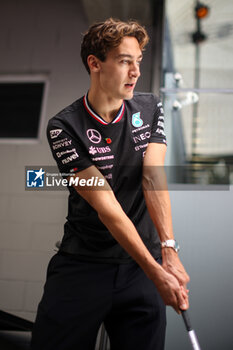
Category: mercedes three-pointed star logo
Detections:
[{"x1": 86, "y1": 129, "x2": 102, "y2": 144}]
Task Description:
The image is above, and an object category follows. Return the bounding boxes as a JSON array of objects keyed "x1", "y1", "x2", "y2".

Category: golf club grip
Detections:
[
  {"x1": 181, "y1": 310, "x2": 192, "y2": 331},
  {"x1": 181, "y1": 310, "x2": 202, "y2": 350}
]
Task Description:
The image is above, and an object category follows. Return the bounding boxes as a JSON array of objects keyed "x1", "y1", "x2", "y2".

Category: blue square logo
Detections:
[{"x1": 26, "y1": 168, "x2": 45, "y2": 188}]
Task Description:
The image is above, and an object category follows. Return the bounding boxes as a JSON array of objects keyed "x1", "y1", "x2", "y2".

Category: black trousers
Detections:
[{"x1": 31, "y1": 253, "x2": 166, "y2": 350}]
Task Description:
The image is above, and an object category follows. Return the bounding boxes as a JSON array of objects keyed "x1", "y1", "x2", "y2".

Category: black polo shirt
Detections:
[{"x1": 47, "y1": 92, "x2": 167, "y2": 263}]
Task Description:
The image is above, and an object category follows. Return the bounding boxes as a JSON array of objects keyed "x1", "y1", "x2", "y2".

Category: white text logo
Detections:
[
  {"x1": 89, "y1": 146, "x2": 111, "y2": 155},
  {"x1": 56, "y1": 148, "x2": 77, "y2": 158},
  {"x1": 61, "y1": 152, "x2": 79, "y2": 164},
  {"x1": 133, "y1": 131, "x2": 151, "y2": 144},
  {"x1": 50, "y1": 129, "x2": 62, "y2": 139},
  {"x1": 52, "y1": 138, "x2": 72, "y2": 150}
]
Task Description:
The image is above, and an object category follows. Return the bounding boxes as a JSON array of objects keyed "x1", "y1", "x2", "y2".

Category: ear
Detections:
[{"x1": 87, "y1": 55, "x2": 101, "y2": 73}]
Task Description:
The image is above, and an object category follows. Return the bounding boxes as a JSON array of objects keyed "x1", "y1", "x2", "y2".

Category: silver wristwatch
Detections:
[{"x1": 161, "y1": 239, "x2": 180, "y2": 253}]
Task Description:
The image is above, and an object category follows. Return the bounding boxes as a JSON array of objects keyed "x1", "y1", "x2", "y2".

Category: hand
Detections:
[
  {"x1": 162, "y1": 248, "x2": 190, "y2": 309},
  {"x1": 153, "y1": 268, "x2": 188, "y2": 314},
  {"x1": 162, "y1": 248, "x2": 190, "y2": 287}
]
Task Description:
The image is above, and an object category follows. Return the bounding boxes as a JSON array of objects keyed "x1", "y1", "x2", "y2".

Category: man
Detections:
[{"x1": 31, "y1": 18, "x2": 189, "y2": 350}]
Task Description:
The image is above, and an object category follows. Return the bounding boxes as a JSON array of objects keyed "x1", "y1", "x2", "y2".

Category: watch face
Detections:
[{"x1": 174, "y1": 241, "x2": 180, "y2": 252}]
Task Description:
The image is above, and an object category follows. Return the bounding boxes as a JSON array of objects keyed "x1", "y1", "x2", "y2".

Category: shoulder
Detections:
[
  {"x1": 126, "y1": 92, "x2": 161, "y2": 109},
  {"x1": 47, "y1": 96, "x2": 84, "y2": 129}
]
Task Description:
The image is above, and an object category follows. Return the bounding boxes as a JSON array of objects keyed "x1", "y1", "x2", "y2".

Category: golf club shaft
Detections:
[{"x1": 181, "y1": 310, "x2": 202, "y2": 350}]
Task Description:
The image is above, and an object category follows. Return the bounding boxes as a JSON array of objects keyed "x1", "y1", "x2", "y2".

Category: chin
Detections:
[{"x1": 122, "y1": 91, "x2": 134, "y2": 100}]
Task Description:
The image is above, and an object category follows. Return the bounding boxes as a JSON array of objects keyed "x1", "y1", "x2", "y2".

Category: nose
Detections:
[{"x1": 129, "y1": 61, "x2": 141, "y2": 79}]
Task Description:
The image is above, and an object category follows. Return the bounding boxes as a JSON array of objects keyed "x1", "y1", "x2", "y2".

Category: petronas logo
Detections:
[{"x1": 132, "y1": 112, "x2": 143, "y2": 128}]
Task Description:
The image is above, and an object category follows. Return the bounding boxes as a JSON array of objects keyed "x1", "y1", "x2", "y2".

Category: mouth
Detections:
[{"x1": 125, "y1": 83, "x2": 135, "y2": 89}]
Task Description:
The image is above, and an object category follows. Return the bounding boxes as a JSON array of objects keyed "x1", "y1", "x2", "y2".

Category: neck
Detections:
[{"x1": 87, "y1": 86, "x2": 123, "y2": 123}]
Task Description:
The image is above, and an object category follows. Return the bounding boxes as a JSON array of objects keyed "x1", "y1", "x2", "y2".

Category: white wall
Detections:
[
  {"x1": 0, "y1": 0, "x2": 89, "y2": 321},
  {"x1": 166, "y1": 185, "x2": 233, "y2": 350}
]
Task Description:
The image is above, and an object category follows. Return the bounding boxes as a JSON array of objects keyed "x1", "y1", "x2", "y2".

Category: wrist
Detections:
[
  {"x1": 161, "y1": 239, "x2": 180, "y2": 253},
  {"x1": 142, "y1": 256, "x2": 164, "y2": 281},
  {"x1": 148, "y1": 262, "x2": 166, "y2": 284}
]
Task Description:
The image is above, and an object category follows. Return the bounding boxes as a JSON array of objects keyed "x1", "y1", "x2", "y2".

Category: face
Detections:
[{"x1": 90, "y1": 36, "x2": 143, "y2": 101}]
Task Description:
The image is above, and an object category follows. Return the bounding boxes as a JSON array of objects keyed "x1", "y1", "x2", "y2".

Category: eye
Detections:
[{"x1": 121, "y1": 59, "x2": 130, "y2": 64}]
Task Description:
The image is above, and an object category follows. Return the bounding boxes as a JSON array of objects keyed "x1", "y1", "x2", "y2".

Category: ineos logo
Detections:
[{"x1": 86, "y1": 129, "x2": 102, "y2": 144}]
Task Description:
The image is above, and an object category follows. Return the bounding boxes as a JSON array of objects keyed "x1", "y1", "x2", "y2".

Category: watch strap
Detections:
[{"x1": 161, "y1": 239, "x2": 180, "y2": 253}]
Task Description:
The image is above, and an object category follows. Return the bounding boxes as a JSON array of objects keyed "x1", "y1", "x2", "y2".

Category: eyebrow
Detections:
[{"x1": 115, "y1": 54, "x2": 143, "y2": 60}]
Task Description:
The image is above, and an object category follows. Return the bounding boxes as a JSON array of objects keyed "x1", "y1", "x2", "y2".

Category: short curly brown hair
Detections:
[{"x1": 81, "y1": 18, "x2": 149, "y2": 74}]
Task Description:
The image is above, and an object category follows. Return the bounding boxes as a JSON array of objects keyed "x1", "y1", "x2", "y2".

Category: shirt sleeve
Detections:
[
  {"x1": 149, "y1": 97, "x2": 167, "y2": 146},
  {"x1": 47, "y1": 119, "x2": 93, "y2": 176}
]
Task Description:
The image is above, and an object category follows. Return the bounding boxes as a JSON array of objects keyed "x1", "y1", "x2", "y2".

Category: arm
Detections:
[
  {"x1": 143, "y1": 143, "x2": 190, "y2": 306},
  {"x1": 69, "y1": 165, "x2": 187, "y2": 313}
]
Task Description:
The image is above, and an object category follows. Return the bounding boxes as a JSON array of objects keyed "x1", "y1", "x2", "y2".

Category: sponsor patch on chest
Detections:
[
  {"x1": 133, "y1": 131, "x2": 151, "y2": 144},
  {"x1": 132, "y1": 112, "x2": 143, "y2": 128}
]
